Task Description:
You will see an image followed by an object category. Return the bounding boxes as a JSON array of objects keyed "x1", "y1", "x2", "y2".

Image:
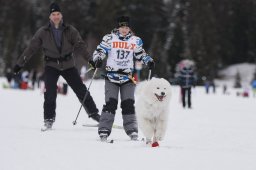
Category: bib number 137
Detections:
[{"x1": 116, "y1": 50, "x2": 130, "y2": 59}]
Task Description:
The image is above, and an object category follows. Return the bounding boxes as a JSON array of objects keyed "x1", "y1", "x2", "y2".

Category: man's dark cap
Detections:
[{"x1": 50, "y1": 2, "x2": 61, "y2": 14}]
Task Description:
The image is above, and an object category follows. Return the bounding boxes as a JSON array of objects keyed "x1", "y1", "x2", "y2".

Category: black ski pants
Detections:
[
  {"x1": 43, "y1": 66, "x2": 98, "y2": 120},
  {"x1": 181, "y1": 87, "x2": 191, "y2": 108}
]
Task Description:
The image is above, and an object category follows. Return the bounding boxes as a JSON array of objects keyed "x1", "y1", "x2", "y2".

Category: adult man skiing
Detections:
[{"x1": 13, "y1": 2, "x2": 100, "y2": 130}]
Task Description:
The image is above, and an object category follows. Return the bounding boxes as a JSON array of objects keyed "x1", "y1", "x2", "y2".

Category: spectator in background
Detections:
[
  {"x1": 223, "y1": 84, "x2": 227, "y2": 95},
  {"x1": 21, "y1": 70, "x2": 29, "y2": 89},
  {"x1": 211, "y1": 80, "x2": 216, "y2": 93},
  {"x1": 204, "y1": 80, "x2": 210, "y2": 94},
  {"x1": 31, "y1": 69, "x2": 37, "y2": 89},
  {"x1": 5, "y1": 68, "x2": 13, "y2": 86},
  {"x1": 177, "y1": 66, "x2": 196, "y2": 108},
  {"x1": 251, "y1": 79, "x2": 256, "y2": 97}
]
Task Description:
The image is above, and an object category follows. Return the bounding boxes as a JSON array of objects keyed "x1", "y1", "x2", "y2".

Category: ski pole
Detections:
[
  {"x1": 73, "y1": 68, "x2": 98, "y2": 125},
  {"x1": 148, "y1": 69, "x2": 152, "y2": 81}
]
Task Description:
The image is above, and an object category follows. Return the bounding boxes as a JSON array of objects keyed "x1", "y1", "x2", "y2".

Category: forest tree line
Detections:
[{"x1": 1, "y1": 0, "x2": 256, "y2": 83}]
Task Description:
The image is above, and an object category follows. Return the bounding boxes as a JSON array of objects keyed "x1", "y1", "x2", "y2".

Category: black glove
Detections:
[
  {"x1": 147, "y1": 60, "x2": 155, "y2": 69},
  {"x1": 89, "y1": 58, "x2": 102, "y2": 69},
  {"x1": 13, "y1": 65, "x2": 22, "y2": 75},
  {"x1": 95, "y1": 58, "x2": 103, "y2": 68}
]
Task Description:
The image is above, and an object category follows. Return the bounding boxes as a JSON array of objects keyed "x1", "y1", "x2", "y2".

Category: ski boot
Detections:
[
  {"x1": 129, "y1": 132, "x2": 138, "y2": 141},
  {"x1": 41, "y1": 119, "x2": 54, "y2": 131},
  {"x1": 99, "y1": 133, "x2": 108, "y2": 142}
]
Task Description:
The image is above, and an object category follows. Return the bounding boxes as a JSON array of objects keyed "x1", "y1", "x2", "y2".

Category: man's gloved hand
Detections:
[
  {"x1": 13, "y1": 65, "x2": 22, "y2": 75},
  {"x1": 89, "y1": 58, "x2": 102, "y2": 69},
  {"x1": 147, "y1": 60, "x2": 155, "y2": 69},
  {"x1": 94, "y1": 58, "x2": 103, "y2": 68},
  {"x1": 88, "y1": 59, "x2": 96, "y2": 69}
]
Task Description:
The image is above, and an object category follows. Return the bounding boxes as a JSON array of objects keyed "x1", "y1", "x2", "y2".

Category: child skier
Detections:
[{"x1": 90, "y1": 16, "x2": 155, "y2": 141}]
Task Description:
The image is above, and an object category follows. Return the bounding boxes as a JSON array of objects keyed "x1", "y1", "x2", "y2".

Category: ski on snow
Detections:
[
  {"x1": 100, "y1": 139, "x2": 114, "y2": 144},
  {"x1": 82, "y1": 124, "x2": 123, "y2": 129},
  {"x1": 41, "y1": 127, "x2": 53, "y2": 132}
]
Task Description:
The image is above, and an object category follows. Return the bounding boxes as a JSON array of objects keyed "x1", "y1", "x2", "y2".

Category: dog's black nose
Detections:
[{"x1": 161, "y1": 92, "x2": 165, "y2": 96}]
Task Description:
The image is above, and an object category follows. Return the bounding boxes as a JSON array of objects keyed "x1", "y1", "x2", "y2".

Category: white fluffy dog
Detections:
[{"x1": 135, "y1": 77, "x2": 172, "y2": 147}]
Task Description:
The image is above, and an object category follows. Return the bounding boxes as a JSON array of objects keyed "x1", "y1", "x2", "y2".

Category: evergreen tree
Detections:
[
  {"x1": 1, "y1": 0, "x2": 31, "y2": 70},
  {"x1": 1, "y1": 0, "x2": 256, "y2": 77}
]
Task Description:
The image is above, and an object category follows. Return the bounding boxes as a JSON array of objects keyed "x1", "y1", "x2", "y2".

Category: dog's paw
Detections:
[
  {"x1": 157, "y1": 137, "x2": 163, "y2": 141},
  {"x1": 145, "y1": 138, "x2": 152, "y2": 145}
]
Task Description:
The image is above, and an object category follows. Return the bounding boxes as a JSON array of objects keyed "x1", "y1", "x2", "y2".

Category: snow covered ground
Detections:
[{"x1": 0, "y1": 77, "x2": 256, "y2": 170}]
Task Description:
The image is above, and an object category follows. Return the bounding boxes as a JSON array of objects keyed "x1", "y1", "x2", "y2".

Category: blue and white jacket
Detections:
[{"x1": 92, "y1": 29, "x2": 153, "y2": 84}]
